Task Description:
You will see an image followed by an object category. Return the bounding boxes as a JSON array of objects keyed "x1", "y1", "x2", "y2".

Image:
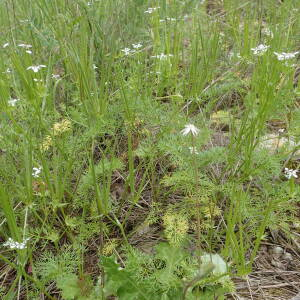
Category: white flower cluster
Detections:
[
  {"x1": 229, "y1": 52, "x2": 241, "y2": 60},
  {"x1": 18, "y1": 43, "x2": 32, "y2": 49},
  {"x1": 121, "y1": 43, "x2": 143, "y2": 56},
  {"x1": 284, "y1": 168, "x2": 298, "y2": 180},
  {"x1": 274, "y1": 51, "x2": 299, "y2": 61},
  {"x1": 18, "y1": 43, "x2": 32, "y2": 54},
  {"x1": 132, "y1": 43, "x2": 142, "y2": 49},
  {"x1": 3, "y1": 237, "x2": 30, "y2": 250},
  {"x1": 52, "y1": 74, "x2": 60, "y2": 79},
  {"x1": 262, "y1": 28, "x2": 273, "y2": 38},
  {"x1": 151, "y1": 53, "x2": 173, "y2": 60},
  {"x1": 3, "y1": 42, "x2": 32, "y2": 54},
  {"x1": 32, "y1": 167, "x2": 42, "y2": 178},
  {"x1": 27, "y1": 65, "x2": 46, "y2": 72},
  {"x1": 8, "y1": 98, "x2": 20, "y2": 106},
  {"x1": 160, "y1": 17, "x2": 177, "y2": 22},
  {"x1": 189, "y1": 146, "x2": 199, "y2": 154},
  {"x1": 144, "y1": 7, "x2": 160, "y2": 14},
  {"x1": 251, "y1": 44, "x2": 269, "y2": 55}
]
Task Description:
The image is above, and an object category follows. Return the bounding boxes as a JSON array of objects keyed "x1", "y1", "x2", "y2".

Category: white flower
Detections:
[
  {"x1": 160, "y1": 17, "x2": 176, "y2": 22},
  {"x1": 18, "y1": 43, "x2": 32, "y2": 49},
  {"x1": 26, "y1": 65, "x2": 46, "y2": 72},
  {"x1": 151, "y1": 53, "x2": 173, "y2": 60},
  {"x1": 121, "y1": 48, "x2": 131, "y2": 55},
  {"x1": 262, "y1": 28, "x2": 273, "y2": 38},
  {"x1": 51, "y1": 74, "x2": 60, "y2": 79},
  {"x1": 132, "y1": 43, "x2": 142, "y2": 49},
  {"x1": 181, "y1": 124, "x2": 200, "y2": 136},
  {"x1": 92, "y1": 64, "x2": 98, "y2": 69},
  {"x1": 251, "y1": 44, "x2": 269, "y2": 55},
  {"x1": 274, "y1": 51, "x2": 299, "y2": 61},
  {"x1": 32, "y1": 167, "x2": 42, "y2": 178},
  {"x1": 8, "y1": 98, "x2": 20, "y2": 106},
  {"x1": 3, "y1": 43, "x2": 9, "y2": 48},
  {"x1": 3, "y1": 237, "x2": 30, "y2": 250},
  {"x1": 189, "y1": 146, "x2": 199, "y2": 154},
  {"x1": 144, "y1": 7, "x2": 160, "y2": 14},
  {"x1": 3, "y1": 68, "x2": 11, "y2": 74},
  {"x1": 26, "y1": 50, "x2": 32, "y2": 54},
  {"x1": 229, "y1": 52, "x2": 241, "y2": 59},
  {"x1": 33, "y1": 78, "x2": 43, "y2": 82},
  {"x1": 284, "y1": 168, "x2": 298, "y2": 179}
]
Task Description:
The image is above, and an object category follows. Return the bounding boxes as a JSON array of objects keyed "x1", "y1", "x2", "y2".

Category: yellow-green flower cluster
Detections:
[
  {"x1": 40, "y1": 119, "x2": 72, "y2": 151},
  {"x1": 163, "y1": 212, "x2": 188, "y2": 246},
  {"x1": 102, "y1": 239, "x2": 118, "y2": 256},
  {"x1": 52, "y1": 119, "x2": 72, "y2": 135}
]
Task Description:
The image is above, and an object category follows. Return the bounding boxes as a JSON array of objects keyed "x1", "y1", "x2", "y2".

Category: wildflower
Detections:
[
  {"x1": 3, "y1": 68, "x2": 11, "y2": 74},
  {"x1": 18, "y1": 43, "x2": 32, "y2": 49},
  {"x1": 33, "y1": 78, "x2": 43, "y2": 82},
  {"x1": 8, "y1": 98, "x2": 20, "y2": 106},
  {"x1": 151, "y1": 53, "x2": 173, "y2": 60},
  {"x1": 144, "y1": 7, "x2": 160, "y2": 14},
  {"x1": 274, "y1": 51, "x2": 299, "y2": 61},
  {"x1": 41, "y1": 135, "x2": 52, "y2": 151},
  {"x1": 132, "y1": 43, "x2": 142, "y2": 49},
  {"x1": 284, "y1": 168, "x2": 298, "y2": 179},
  {"x1": 27, "y1": 65, "x2": 46, "y2": 72},
  {"x1": 92, "y1": 64, "x2": 98, "y2": 69},
  {"x1": 163, "y1": 212, "x2": 189, "y2": 245},
  {"x1": 25, "y1": 50, "x2": 32, "y2": 54},
  {"x1": 102, "y1": 239, "x2": 118, "y2": 256},
  {"x1": 251, "y1": 44, "x2": 269, "y2": 55},
  {"x1": 262, "y1": 28, "x2": 273, "y2": 38},
  {"x1": 229, "y1": 51, "x2": 241, "y2": 59},
  {"x1": 51, "y1": 74, "x2": 60, "y2": 79},
  {"x1": 3, "y1": 237, "x2": 30, "y2": 250},
  {"x1": 3, "y1": 43, "x2": 9, "y2": 48},
  {"x1": 181, "y1": 124, "x2": 200, "y2": 136},
  {"x1": 121, "y1": 48, "x2": 131, "y2": 55},
  {"x1": 32, "y1": 167, "x2": 42, "y2": 178},
  {"x1": 53, "y1": 119, "x2": 72, "y2": 135},
  {"x1": 160, "y1": 17, "x2": 176, "y2": 22},
  {"x1": 189, "y1": 146, "x2": 199, "y2": 154}
]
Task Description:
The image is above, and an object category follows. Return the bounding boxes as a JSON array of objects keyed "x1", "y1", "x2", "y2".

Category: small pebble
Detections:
[
  {"x1": 271, "y1": 259, "x2": 284, "y2": 268},
  {"x1": 282, "y1": 252, "x2": 293, "y2": 261},
  {"x1": 271, "y1": 246, "x2": 284, "y2": 257}
]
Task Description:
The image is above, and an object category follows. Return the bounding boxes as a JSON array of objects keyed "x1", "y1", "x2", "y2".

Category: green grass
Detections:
[{"x1": 0, "y1": 0, "x2": 299, "y2": 299}]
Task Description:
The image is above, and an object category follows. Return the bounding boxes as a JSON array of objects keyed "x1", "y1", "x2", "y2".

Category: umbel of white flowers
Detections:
[
  {"x1": 26, "y1": 65, "x2": 46, "y2": 72},
  {"x1": 251, "y1": 44, "x2": 269, "y2": 55},
  {"x1": 274, "y1": 51, "x2": 299, "y2": 61},
  {"x1": 181, "y1": 124, "x2": 200, "y2": 136},
  {"x1": 3, "y1": 237, "x2": 30, "y2": 250},
  {"x1": 284, "y1": 168, "x2": 298, "y2": 179},
  {"x1": 32, "y1": 167, "x2": 42, "y2": 178}
]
